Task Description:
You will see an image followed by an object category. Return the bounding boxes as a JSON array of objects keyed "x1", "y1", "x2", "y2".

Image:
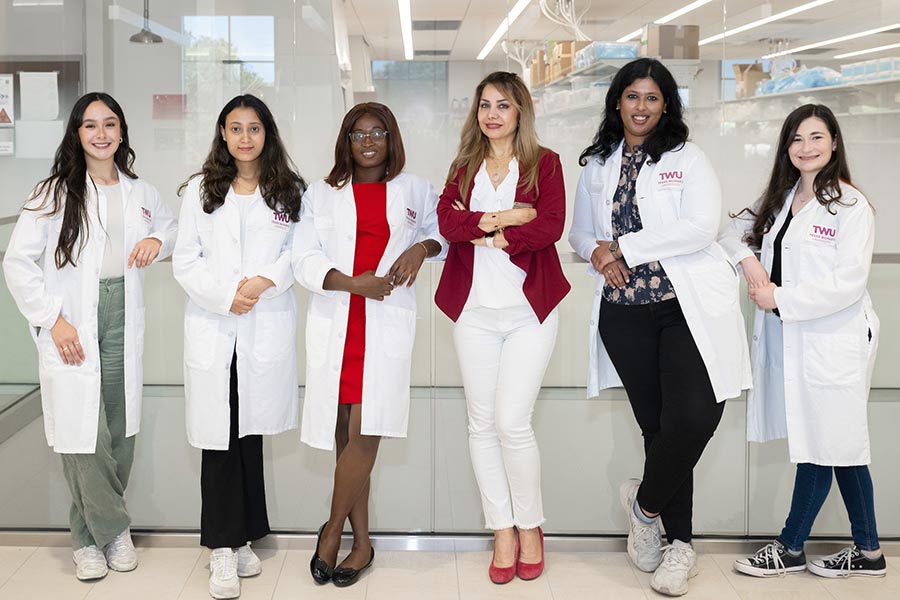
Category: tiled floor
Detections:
[{"x1": 0, "y1": 543, "x2": 897, "y2": 600}]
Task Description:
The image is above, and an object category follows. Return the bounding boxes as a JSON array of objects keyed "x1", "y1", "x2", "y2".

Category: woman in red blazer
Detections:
[{"x1": 435, "y1": 71, "x2": 570, "y2": 584}]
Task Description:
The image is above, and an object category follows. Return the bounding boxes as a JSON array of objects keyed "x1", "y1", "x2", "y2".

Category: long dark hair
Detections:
[
  {"x1": 446, "y1": 71, "x2": 545, "y2": 200},
  {"x1": 325, "y1": 102, "x2": 406, "y2": 189},
  {"x1": 178, "y1": 94, "x2": 305, "y2": 220},
  {"x1": 735, "y1": 104, "x2": 853, "y2": 250},
  {"x1": 578, "y1": 58, "x2": 688, "y2": 165},
  {"x1": 28, "y1": 92, "x2": 137, "y2": 269}
]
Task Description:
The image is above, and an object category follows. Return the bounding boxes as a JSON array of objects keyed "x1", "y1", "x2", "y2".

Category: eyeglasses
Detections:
[{"x1": 349, "y1": 129, "x2": 388, "y2": 144}]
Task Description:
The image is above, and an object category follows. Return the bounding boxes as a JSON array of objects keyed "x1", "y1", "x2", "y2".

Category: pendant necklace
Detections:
[{"x1": 488, "y1": 154, "x2": 512, "y2": 183}]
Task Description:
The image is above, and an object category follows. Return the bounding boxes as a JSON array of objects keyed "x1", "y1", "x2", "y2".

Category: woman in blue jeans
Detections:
[{"x1": 720, "y1": 104, "x2": 885, "y2": 578}]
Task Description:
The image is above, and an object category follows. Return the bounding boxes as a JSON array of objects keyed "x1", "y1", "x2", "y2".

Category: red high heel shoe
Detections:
[
  {"x1": 489, "y1": 530, "x2": 519, "y2": 585},
  {"x1": 516, "y1": 527, "x2": 544, "y2": 580}
]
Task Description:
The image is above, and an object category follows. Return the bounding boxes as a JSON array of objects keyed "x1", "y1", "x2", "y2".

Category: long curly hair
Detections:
[
  {"x1": 446, "y1": 71, "x2": 545, "y2": 199},
  {"x1": 578, "y1": 58, "x2": 688, "y2": 166},
  {"x1": 734, "y1": 104, "x2": 854, "y2": 250},
  {"x1": 28, "y1": 92, "x2": 137, "y2": 269},
  {"x1": 178, "y1": 94, "x2": 306, "y2": 220},
  {"x1": 325, "y1": 102, "x2": 406, "y2": 189}
]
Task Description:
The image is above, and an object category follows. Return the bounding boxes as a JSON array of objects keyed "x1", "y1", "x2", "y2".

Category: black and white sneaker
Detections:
[
  {"x1": 734, "y1": 540, "x2": 807, "y2": 577},
  {"x1": 808, "y1": 546, "x2": 887, "y2": 578}
]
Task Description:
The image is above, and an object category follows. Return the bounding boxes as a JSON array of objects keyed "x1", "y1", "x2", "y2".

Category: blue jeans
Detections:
[{"x1": 778, "y1": 463, "x2": 880, "y2": 552}]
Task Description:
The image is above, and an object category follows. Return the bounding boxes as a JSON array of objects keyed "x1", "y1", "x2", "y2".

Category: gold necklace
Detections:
[
  {"x1": 487, "y1": 154, "x2": 512, "y2": 183},
  {"x1": 234, "y1": 178, "x2": 258, "y2": 194}
]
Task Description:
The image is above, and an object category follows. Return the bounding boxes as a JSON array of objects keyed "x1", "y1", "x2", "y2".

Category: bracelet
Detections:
[
  {"x1": 485, "y1": 235, "x2": 495, "y2": 249},
  {"x1": 417, "y1": 241, "x2": 430, "y2": 257}
]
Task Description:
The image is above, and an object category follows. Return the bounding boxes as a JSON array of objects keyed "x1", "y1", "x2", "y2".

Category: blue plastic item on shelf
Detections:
[{"x1": 757, "y1": 66, "x2": 842, "y2": 95}]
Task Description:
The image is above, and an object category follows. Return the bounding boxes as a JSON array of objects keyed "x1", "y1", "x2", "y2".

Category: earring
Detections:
[{"x1": 119, "y1": 137, "x2": 123, "y2": 143}]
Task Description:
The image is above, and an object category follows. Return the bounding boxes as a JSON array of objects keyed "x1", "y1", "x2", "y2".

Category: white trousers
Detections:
[{"x1": 453, "y1": 305, "x2": 559, "y2": 530}]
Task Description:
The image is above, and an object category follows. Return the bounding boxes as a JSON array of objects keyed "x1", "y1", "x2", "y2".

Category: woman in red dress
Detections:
[{"x1": 292, "y1": 103, "x2": 446, "y2": 586}]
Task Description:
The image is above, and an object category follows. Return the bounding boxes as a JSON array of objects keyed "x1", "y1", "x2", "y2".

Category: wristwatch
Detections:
[{"x1": 608, "y1": 239, "x2": 620, "y2": 259}]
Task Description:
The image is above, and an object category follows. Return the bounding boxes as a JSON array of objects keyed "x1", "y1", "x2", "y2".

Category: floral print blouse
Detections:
[{"x1": 603, "y1": 145, "x2": 677, "y2": 305}]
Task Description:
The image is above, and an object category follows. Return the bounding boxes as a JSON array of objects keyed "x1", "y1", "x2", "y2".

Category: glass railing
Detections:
[{"x1": 0, "y1": 254, "x2": 897, "y2": 535}]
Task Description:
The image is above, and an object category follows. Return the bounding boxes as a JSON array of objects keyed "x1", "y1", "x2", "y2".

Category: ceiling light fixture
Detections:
[
  {"x1": 477, "y1": 0, "x2": 532, "y2": 61},
  {"x1": 699, "y1": 0, "x2": 833, "y2": 46},
  {"x1": 129, "y1": 0, "x2": 163, "y2": 44},
  {"x1": 834, "y1": 41, "x2": 900, "y2": 59},
  {"x1": 764, "y1": 21, "x2": 900, "y2": 58},
  {"x1": 398, "y1": 0, "x2": 414, "y2": 60},
  {"x1": 617, "y1": 0, "x2": 714, "y2": 43}
]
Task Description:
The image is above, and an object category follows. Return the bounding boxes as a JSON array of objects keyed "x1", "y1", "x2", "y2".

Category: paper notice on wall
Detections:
[
  {"x1": 19, "y1": 72, "x2": 59, "y2": 121},
  {"x1": 15, "y1": 120, "x2": 63, "y2": 158},
  {"x1": 0, "y1": 74, "x2": 13, "y2": 126},
  {"x1": 0, "y1": 128, "x2": 13, "y2": 155}
]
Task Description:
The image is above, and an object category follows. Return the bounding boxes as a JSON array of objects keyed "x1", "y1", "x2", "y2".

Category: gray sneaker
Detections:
[
  {"x1": 619, "y1": 478, "x2": 662, "y2": 572},
  {"x1": 209, "y1": 547, "x2": 240, "y2": 599},
  {"x1": 236, "y1": 542, "x2": 261, "y2": 577},
  {"x1": 651, "y1": 541, "x2": 698, "y2": 597},
  {"x1": 104, "y1": 528, "x2": 138, "y2": 572},
  {"x1": 73, "y1": 545, "x2": 108, "y2": 581}
]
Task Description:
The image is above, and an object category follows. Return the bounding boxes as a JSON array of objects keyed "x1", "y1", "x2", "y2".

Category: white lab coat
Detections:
[
  {"x1": 2, "y1": 171, "x2": 177, "y2": 453},
  {"x1": 719, "y1": 182, "x2": 878, "y2": 466},
  {"x1": 569, "y1": 141, "x2": 751, "y2": 402},
  {"x1": 173, "y1": 178, "x2": 299, "y2": 450},
  {"x1": 292, "y1": 173, "x2": 448, "y2": 450}
]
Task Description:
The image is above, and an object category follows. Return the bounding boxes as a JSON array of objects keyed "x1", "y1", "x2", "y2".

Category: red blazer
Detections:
[{"x1": 435, "y1": 149, "x2": 570, "y2": 323}]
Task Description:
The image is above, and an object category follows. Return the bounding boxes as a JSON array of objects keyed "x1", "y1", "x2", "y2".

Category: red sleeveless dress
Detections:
[{"x1": 338, "y1": 182, "x2": 389, "y2": 405}]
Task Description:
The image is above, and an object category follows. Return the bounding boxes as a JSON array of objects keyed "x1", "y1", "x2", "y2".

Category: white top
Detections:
[
  {"x1": 465, "y1": 158, "x2": 528, "y2": 310},
  {"x1": 99, "y1": 182, "x2": 125, "y2": 278},
  {"x1": 235, "y1": 188, "x2": 259, "y2": 253}
]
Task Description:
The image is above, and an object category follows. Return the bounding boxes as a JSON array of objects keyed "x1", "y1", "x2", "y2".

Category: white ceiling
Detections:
[{"x1": 343, "y1": 0, "x2": 900, "y2": 63}]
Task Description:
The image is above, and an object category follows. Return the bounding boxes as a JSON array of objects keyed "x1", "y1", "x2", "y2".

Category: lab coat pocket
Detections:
[
  {"x1": 196, "y1": 219, "x2": 215, "y2": 252},
  {"x1": 690, "y1": 261, "x2": 738, "y2": 316},
  {"x1": 382, "y1": 305, "x2": 416, "y2": 359},
  {"x1": 184, "y1": 314, "x2": 218, "y2": 370},
  {"x1": 36, "y1": 326, "x2": 65, "y2": 370},
  {"x1": 305, "y1": 313, "x2": 330, "y2": 368},
  {"x1": 803, "y1": 332, "x2": 862, "y2": 387},
  {"x1": 253, "y1": 310, "x2": 295, "y2": 363}
]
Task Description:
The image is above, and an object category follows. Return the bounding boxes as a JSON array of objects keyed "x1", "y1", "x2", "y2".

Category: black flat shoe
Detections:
[
  {"x1": 309, "y1": 522, "x2": 335, "y2": 584},
  {"x1": 332, "y1": 547, "x2": 375, "y2": 587}
]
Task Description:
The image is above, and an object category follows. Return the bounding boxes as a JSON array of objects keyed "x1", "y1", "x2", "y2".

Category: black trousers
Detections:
[
  {"x1": 599, "y1": 298, "x2": 724, "y2": 544},
  {"x1": 200, "y1": 352, "x2": 271, "y2": 548}
]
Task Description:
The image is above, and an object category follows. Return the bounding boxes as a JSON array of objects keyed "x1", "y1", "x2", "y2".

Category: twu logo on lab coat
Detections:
[
  {"x1": 808, "y1": 224, "x2": 837, "y2": 242},
  {"x1": 657, "y1": 170, "x2": 683, "y2": 189}
]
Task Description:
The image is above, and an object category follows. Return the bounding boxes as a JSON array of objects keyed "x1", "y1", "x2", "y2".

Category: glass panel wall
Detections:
[{"x1": 0, "y1": 0, "x2": 897, "y2": 534}]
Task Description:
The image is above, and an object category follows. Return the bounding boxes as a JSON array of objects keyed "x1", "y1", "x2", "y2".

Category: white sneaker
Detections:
[
  {"x1": 105, "y1": 528, "x2": 138, "y2": 572},
  {"x1": 235, "y1": 543, "x2": 261, "y2": 577},
  {"x1": 73, "y1": 545, "x2": 109, "y2": 581},
  {"x1": 619, "y1": 478, "x2": 662, "y2": 572},
  {"x1": 650, "y1": 541, "x2": 698, "y2": 597},
  {"x1": 209, "y1": 547, "x2": 240, "y2": 599}
]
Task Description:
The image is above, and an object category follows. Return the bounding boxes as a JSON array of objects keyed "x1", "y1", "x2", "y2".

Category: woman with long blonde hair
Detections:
[{"x1": 435, "y1": 71, "x2": 570, "y2": 584}]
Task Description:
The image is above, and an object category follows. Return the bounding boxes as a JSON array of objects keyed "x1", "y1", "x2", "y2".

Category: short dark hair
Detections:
[
  {"x1": 325, "y1": 102, "x2": 406, "y2": 189},
  {"x1": 579, "y1": 58, "x2": 688, "y2": 165}
]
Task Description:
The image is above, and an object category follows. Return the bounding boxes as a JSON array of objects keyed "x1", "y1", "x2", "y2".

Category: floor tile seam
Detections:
[
  {"x1": 266, "y1": 548, "x2": 289, "y2": 599},
  {"x1": 0, "y1": 545, "x2": 39, "y2": 590},
  {"x1": 453, "y1": 549, "x2": 461, "y2": 600},
  {"x1": 175, "y1": 547, "x2": 205, "y2": 600},
  {"x1": 703, "y1": 548, "x2": 745, "y2": 596}
]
